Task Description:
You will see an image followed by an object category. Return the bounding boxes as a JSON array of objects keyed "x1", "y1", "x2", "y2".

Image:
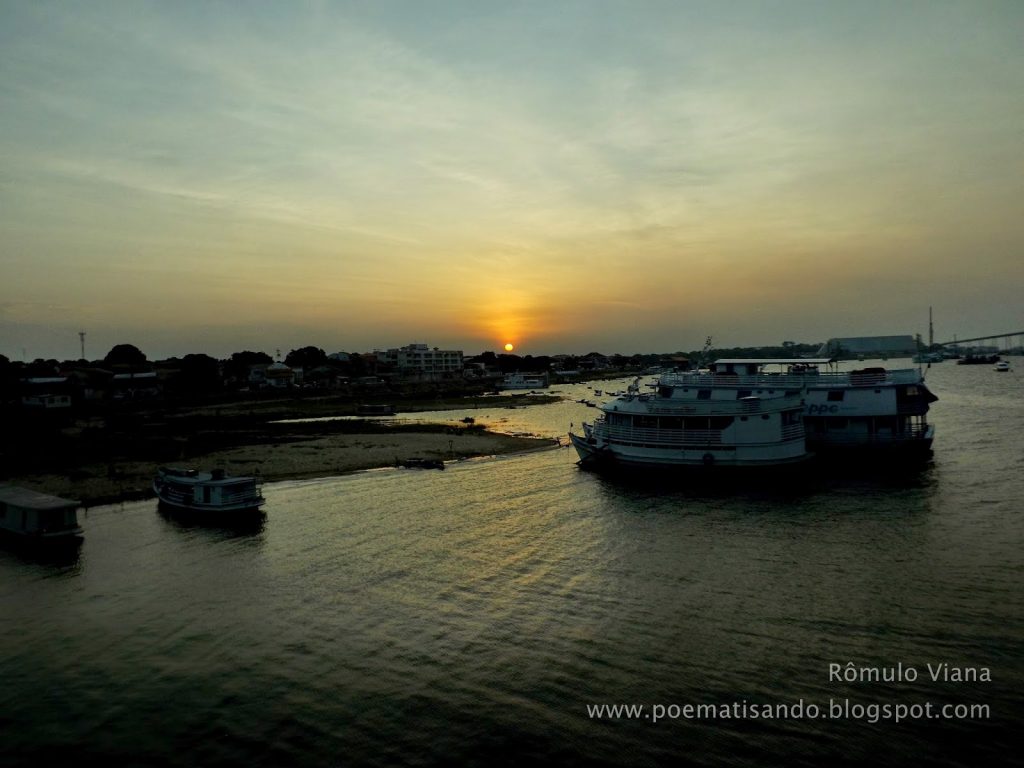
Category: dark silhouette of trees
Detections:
[
  {"x1": 0, "y1": 354, "x2": 12, "y2": 403},
  {"x1": 104, "y1": 344, "x2": 147, "y2": 368},
  {"x1": 284, "y1": 346, "x2": 327, "y2": 370},
  {"x1": 175, "y1": 353, "x2": 222, "y2": 394}
]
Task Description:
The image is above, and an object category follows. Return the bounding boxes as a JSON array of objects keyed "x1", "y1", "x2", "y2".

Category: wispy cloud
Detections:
[{"x1": 2, "y1": 1, "x2": 1022, "y2": 358}]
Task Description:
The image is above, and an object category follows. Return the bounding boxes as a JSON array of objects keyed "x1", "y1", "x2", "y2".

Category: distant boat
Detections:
[
  {"x1": 153, "y1": 467, "x2": 265, "y2": 514},
  {"x1": 395, "y1": 458, "x2": 445, "y2": 470},
  {"x1": 357, "y1": 403, "x2": 396, "y2": 415},
  {"x1": 958, "y1": 354, "x2": 1000, "y2": 365},
  {"x1": 994, "y1": 361, "x2": 1011, "y2": 372},
  {"x1": 499, "y1": 373, "x2": 549, "y2": 390},
  {"x1": 0, "y1": 484, "x2": 83, "y2": 542}
]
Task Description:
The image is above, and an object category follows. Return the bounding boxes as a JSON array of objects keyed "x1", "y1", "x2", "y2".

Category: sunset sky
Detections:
[{"x1": 2, "y1": 1, "x2": 1022, "y2": 361}]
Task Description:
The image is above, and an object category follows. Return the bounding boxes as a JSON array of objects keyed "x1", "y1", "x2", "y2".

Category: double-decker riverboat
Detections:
[
  {"x1": 658, "y1": 358, "x2": 936, "y2": 458},
  {"x1": 569, "y1": 379, "x2": 810, "y2": 470}
]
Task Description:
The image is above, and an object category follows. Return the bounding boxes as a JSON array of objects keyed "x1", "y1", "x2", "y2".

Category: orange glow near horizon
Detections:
[{"x1": 454, "y1": 291, "x2": 554, "y2": 354}]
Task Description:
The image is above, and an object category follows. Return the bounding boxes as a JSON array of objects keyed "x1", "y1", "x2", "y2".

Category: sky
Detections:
[{"x1": 1, "y1": 1, "x2": 1022, "y2": 361}]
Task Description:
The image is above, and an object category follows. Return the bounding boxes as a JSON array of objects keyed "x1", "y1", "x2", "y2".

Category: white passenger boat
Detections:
[
  {"x1": 153, "y1": 467, "x2": 265, "y2": 514},
  {"x1": 994, "y1": 361, "x2": 1011, "y2": 372},
  {"x1": 499, "y1": 372, "x2": 549, "y2": 390},
  {"x1": 657, "y1": 359, "x2": 937, "y2": 458},
  {"x1": 569, "y1": 379, "x2": 810, "y2": 470},
  {"x1": 0, "y1": 484, "x2": 83, "y2": 541}
]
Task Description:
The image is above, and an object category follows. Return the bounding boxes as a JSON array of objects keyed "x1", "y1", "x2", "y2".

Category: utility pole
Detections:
[
  {"x1": 79, "y1": 330, "x2": 86, "y2": 361},
  {"x1": 928, "y1": 307, "x2": 934, "y2": 349}
]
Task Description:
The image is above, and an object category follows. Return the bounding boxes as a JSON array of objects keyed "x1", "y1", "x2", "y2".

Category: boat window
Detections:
[
  {"x1": 697, "y1": 390, "x2": 712, "y2": 400},
  {"x1": 827, "y1": 390, "x2": 845, "y2": 401},
  {"x1": 739, "y1": 416, "x2": 748, "y2": 422},
  {"x1": 761, "y1": 414, "x2": 770, "y2": 420},
  {"x1": 708, "y1": 416, "x2": 734, "y2": 429}
]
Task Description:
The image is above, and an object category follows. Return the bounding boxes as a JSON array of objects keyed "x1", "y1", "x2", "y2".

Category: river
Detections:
[{"x1": 2, "y1": 359, "x2": 1021, "y2": 767}]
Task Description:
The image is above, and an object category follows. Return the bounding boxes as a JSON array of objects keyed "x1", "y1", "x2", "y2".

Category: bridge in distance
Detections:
[{"x1": 936, "y1": 331, "x2": 1024, "y2": 347}]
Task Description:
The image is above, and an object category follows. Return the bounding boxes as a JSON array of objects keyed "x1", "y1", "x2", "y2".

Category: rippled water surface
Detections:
[{"x1": 2, "y1": 359, "x2": 1022, "y2": 767}]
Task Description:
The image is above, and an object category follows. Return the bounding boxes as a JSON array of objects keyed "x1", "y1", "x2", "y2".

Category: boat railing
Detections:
[
  {"x1": 634, "y1": 396, "x2": 804, "y2": 416},
  {"x1": 594, "y1": 420, "x2": 805, "y2": 447},
  {"x1": 658, "y1": 369, "x2": 921, "y2": 388},
  {"x1": 220, "y1": 486, "x2": 263, "y2": 504},
  {"x1": 594, "y1": 421, "x2": 723, "y2": 446},
  {"x1": 158, "y1": 486, "x2": 194, "y2": 505},
  {"x1": 781, "y1": 423, "x2": 805, "y2": 441}
]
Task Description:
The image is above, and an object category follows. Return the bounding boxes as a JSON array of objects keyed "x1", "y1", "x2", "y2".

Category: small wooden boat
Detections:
[
  {"x1": 395, "y1": 458, "x2": 445, "y2": 471},
  {"x1": 153, "y1": 467, "x2": 265, "y2": 514},
  {"x1": 0, "y1": 484, "x2": 83, "y2": 541},
  {"x1": 357, "y1": 404, "x2": 396, "y2": 415}
]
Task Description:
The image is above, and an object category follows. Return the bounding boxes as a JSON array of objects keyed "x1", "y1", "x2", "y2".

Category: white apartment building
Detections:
[{"x1": 381, "y1": 343, "x2": 464, "y2": 378}]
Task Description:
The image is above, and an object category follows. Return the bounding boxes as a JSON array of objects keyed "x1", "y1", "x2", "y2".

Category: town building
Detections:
[{"x1": 381, "y1": 343, "x2": 463, "y2": 380}]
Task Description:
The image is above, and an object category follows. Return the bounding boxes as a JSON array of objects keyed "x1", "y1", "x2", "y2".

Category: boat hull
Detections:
[
  {"x1": 569, "y1": 432, "x2": 812, "y2": 470},
  {"x1": 154, "y1": 493, "x2": 265, "y2": 514}
]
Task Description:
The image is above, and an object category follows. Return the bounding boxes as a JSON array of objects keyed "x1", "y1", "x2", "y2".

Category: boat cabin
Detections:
[
  {"x1": 709, "y1": 358, "x2": 835, "y2": 377},
  {"x1": 0, "y1": 485, "x2": 83, "y2": 540}
]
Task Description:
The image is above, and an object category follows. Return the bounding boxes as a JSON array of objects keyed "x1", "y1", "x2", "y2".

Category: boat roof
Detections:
[
  {"x1": 0, "y1": 484, "x2": 80, "y2": 510},
  {"x1": 157, "y1": 468, "x2": 256, "y2": 485},
  {"x1": 713, "y1": 358, "x2": 835, "y2": 365}
]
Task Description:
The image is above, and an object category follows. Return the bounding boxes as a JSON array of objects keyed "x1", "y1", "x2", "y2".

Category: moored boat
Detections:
[
  {"x1": 657, "y1": 358, "x2": 936, "y2": 459},
  {"x1": 569, "y1": 380, "x2": 810, "y2": 471},
  {"x1": 499, "y1": 372, "x2": 549, "y2": 390},
  {"x1": 0, "y1": 484, "x2": 83, "y2": 541},
  {"x1": 957, "y1": 353, "x2": 1000, "y2": 365},
  {"x1": 153, "y1": 467, "x2": 265, "y2": 514},
  {"x1": 994, "y1": 361, "x2": 1011, "y2": 372},
  {"x1": 395, "y1": 458, "x2": 445, "y2": 470},
  {"x1": 356, "y1": 403, "x2": 396, "y2": 416}
]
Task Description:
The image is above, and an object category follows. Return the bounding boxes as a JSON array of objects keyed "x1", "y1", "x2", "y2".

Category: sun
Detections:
[{"x1": 504, "y1": 343, "x2": 514, "y2": 352}]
